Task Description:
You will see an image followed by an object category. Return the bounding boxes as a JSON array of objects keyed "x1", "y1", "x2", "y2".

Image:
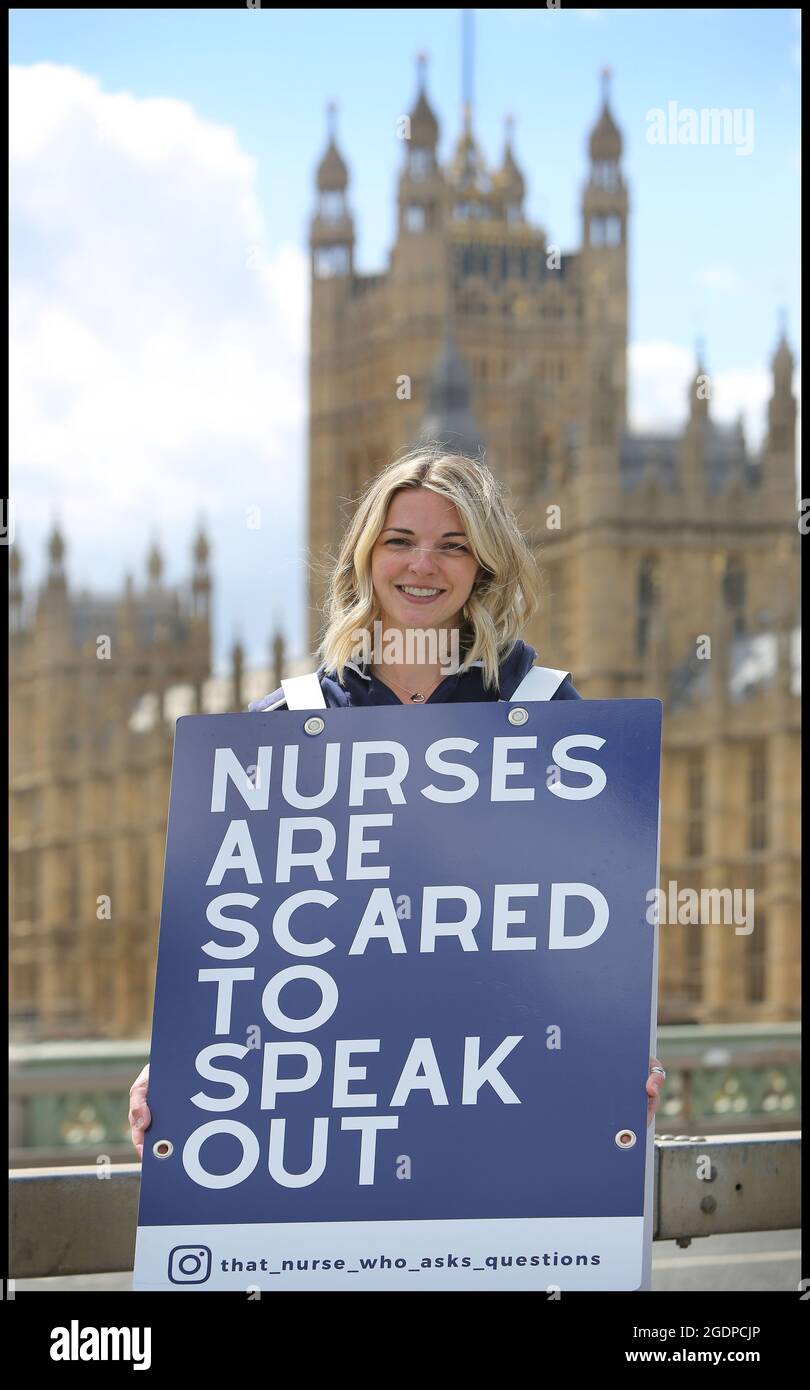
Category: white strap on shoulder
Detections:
[
  {"x1": 280, "y1": 671, "x2": 326, "y2": 710},
  {"x1": 280, "y1": 665, "x2": 568, "y2": 708},
  {"x1": 509, "y1": 665, "x2": 570, "y2": 702}
]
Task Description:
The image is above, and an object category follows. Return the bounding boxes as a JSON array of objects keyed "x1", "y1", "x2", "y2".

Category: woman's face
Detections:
[{"x1": 370, "y1": 487, "x2": 483, "y2": 635}]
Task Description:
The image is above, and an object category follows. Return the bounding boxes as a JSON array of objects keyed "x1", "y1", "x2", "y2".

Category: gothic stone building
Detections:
[
  {"x1": 9, "y1": 531, "x2": 214, "y2": 1038},
  {"x1": 8, "y1": 520, "x2": 299, "y2": 1041},
  {"x1": 8, "y1": 69, "x2": 799, "y2": 1040},
  {"x1": 306, "y1": 62, "x2": 800, "y2": 1023}
]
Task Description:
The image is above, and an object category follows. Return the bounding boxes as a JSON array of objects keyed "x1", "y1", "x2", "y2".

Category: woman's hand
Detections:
[
  {"x1": 129, "y1": 1062, "x2": 151, "y2": 1159},
  {"x1": 127, "y1": 1057, "x2": 665, "y2": 1152},
  {"x1": 646, "y1": 1055, "x2": 666, "y2": 1126}
]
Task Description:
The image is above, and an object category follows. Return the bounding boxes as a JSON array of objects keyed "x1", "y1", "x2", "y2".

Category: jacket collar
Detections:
[{"x1": 342, "y1": 658, "x2": 485, "y2": 682}]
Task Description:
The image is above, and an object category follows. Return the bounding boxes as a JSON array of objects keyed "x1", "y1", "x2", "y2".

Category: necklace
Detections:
[{"x1": 371, "y1": 667, "x2": 443, "y2": 703}]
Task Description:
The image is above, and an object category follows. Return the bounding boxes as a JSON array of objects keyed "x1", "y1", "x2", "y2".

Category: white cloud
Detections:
[
  {"x1": 704, "y1": 366, "x2": 774, "y2": 452},
  {"x1": 627, "y1": 340, "x2": 796, "y2": 455},
  {"x1": 695, "y1": 266, "x2": 745, "y2": 296},
  {"x1": 10, "y1": 63, "x2": 309, "y2": 669},
  {"x1": 627, "y1": 339, "x2": 694, "y2": 435},
  {"x1": 792, "y1": 7, "x2": 801, "y2": 69}
]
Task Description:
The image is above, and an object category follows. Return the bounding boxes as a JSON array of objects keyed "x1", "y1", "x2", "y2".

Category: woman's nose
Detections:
[{"x1": 407, "y1": 547, "x2": 439, "y2": 575}]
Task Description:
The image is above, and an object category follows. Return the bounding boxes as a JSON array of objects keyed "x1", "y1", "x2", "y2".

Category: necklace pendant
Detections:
[{"x1": 411, "y1": 692, "x2": 425, "y2": 702}]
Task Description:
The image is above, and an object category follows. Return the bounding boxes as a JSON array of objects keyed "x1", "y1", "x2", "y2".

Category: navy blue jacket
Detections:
[{"x1": 247, "y1": 640, "x2": 581, "y2": 712}]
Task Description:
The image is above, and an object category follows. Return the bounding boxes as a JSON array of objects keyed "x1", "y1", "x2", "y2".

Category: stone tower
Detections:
[{"x1": 305, "y1": 57, "x2": 800, "y2": 1022}]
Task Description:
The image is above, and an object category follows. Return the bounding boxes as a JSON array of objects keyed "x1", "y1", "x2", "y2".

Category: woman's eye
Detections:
[{"x1": 383, "y1": 538, "x2": 469, "y2": 553}]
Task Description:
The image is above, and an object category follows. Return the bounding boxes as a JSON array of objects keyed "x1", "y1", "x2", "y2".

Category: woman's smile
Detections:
[{"x1": 394, "y1": 584, "x2": 447, "y2": 605}]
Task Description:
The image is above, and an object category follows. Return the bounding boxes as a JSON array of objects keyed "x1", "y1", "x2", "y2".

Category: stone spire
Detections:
[
  {"x1": 688, "y1": 338, "x2": 711, "y2": 425},
  {"x1": 147, "y1": 538, "x2": 163, "y2": 586},
  {"x1": 272, "y1": 627, "x2": 286, "y2": 691},
  {"x1": 192, "y1": 519, "x2": 210, "y2": 618},
  {"x1": 231, "y1": 634, "x2": 244, "y2": 711},
  {"x1": 493, "y1": 113, "x2": 526, "y2": 224},
  {"x1": 589, "y1": 66, "x2": 622, "y2": 162},
  {"x1": 316, "y1": 101, "x2": 348, "y2": 192},
  {"x1": 448, "y1": 103, "x2": 491, "y2": 197},
  {"x1": 310, "y1": 101, "x2": 354, "y2": 279},
  {"x1": 409, "y1": 52, "x2": 439, "y2": 150},
  {"x1": 496, "y1": 115, "x2": 525, "y2": 198},
  {"x1": 417, "y1": 313, "x2": 486, "y2": 460}
]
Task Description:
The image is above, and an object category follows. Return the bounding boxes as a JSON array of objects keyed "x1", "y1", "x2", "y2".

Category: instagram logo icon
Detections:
[{"x1": 168, "y1": 1245, "x2": 212, "y2": 1284}]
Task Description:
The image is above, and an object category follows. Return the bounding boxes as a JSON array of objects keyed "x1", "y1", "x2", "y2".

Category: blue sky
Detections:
[{"x1": 10, "y1": 7, "x2": 801, "y2": 676}]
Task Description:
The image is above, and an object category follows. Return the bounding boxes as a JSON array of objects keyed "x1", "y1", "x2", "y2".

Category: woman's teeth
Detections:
[{"x1": 397, "y1": 586, "x2": 444, "y2": 598}]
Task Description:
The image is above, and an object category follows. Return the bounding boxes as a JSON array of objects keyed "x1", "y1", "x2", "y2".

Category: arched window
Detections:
[
  {"x1": 319, "y1": 190, "x2": 345, "y2": 223},
  {"x1": 748, "y1": 741, "x2": 767, "y2": 851},
  {"x1": 409, "y1": 148, "x2": 432, "y2": 181},
  {"x1": 686, "y1": 749, "x2": 704, "y2": 858},
  {"x1": 313, "y1": 245, "x2": 350, "y2": 279},
  {"x1": 593, "y1": 160, "x2": 619, "y2": 192},
  {"x1": 605, "y1": 214, "x2": 622, "y2": 246},
  {"x1": 744, "y1": 866, "x2": 767, "y2": 1004},
  {"x1": 683, "y1": 887, "x2": 703, "y2": 1004},
  {"x1": 404, "y1": 204, "x2": 426, "y2": 233},
  {"x1": 636, "y1": 555, "x2": 658, "y2": 657},
  {"x1": 745, "y1": 912, "x2": 766, "y2": 1002},
  {"x1": 722, "y1": 555, "x2": 746, "y2": 635}
]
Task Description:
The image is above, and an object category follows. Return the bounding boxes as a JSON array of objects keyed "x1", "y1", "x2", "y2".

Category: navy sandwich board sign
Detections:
[{"x1": 134, "y1": 697, "x2": 662, "y2": 1291}]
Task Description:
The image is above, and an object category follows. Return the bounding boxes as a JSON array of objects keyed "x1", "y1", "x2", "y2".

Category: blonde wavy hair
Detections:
[{"x1": 313, "y1": 443, "x2": 542, "y2": 692}]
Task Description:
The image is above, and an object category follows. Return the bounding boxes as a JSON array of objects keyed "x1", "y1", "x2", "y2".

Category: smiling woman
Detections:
[
  {"x1": 315, "y1": 442, "x2": 548, "y2": 705},
  {"x1": 368, "y1": 491, "x2": 482, "y2": 699},
  {"x1": 128, "y1": 444, "x2": 666, "y2": 1154},
  {"x1": 375, "y1": 489, "x2": 480, "y2": 644},
  {"x1": 243, "y1": 442, "x2": 583, "y2": 711}
]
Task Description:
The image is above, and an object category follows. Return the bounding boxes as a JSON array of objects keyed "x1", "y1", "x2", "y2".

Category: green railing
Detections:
[{"x1": 9, "y1": 1024, "x2": 801, "y2": 1167}]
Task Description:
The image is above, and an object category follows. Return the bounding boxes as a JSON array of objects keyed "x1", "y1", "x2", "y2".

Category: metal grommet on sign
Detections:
[
  {"x1": 304, "y1": 717, "x2": 325, "y2": 735},
  {"x1": 615, "y1": 1129, "x2": 637, "y2": 1149},
  {"x1": 152, "y1": 1139, "x2": 174, "y2": 1159},
  {"x1": 508, "y1": 706, "x2": 529, "y2": 725}
]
